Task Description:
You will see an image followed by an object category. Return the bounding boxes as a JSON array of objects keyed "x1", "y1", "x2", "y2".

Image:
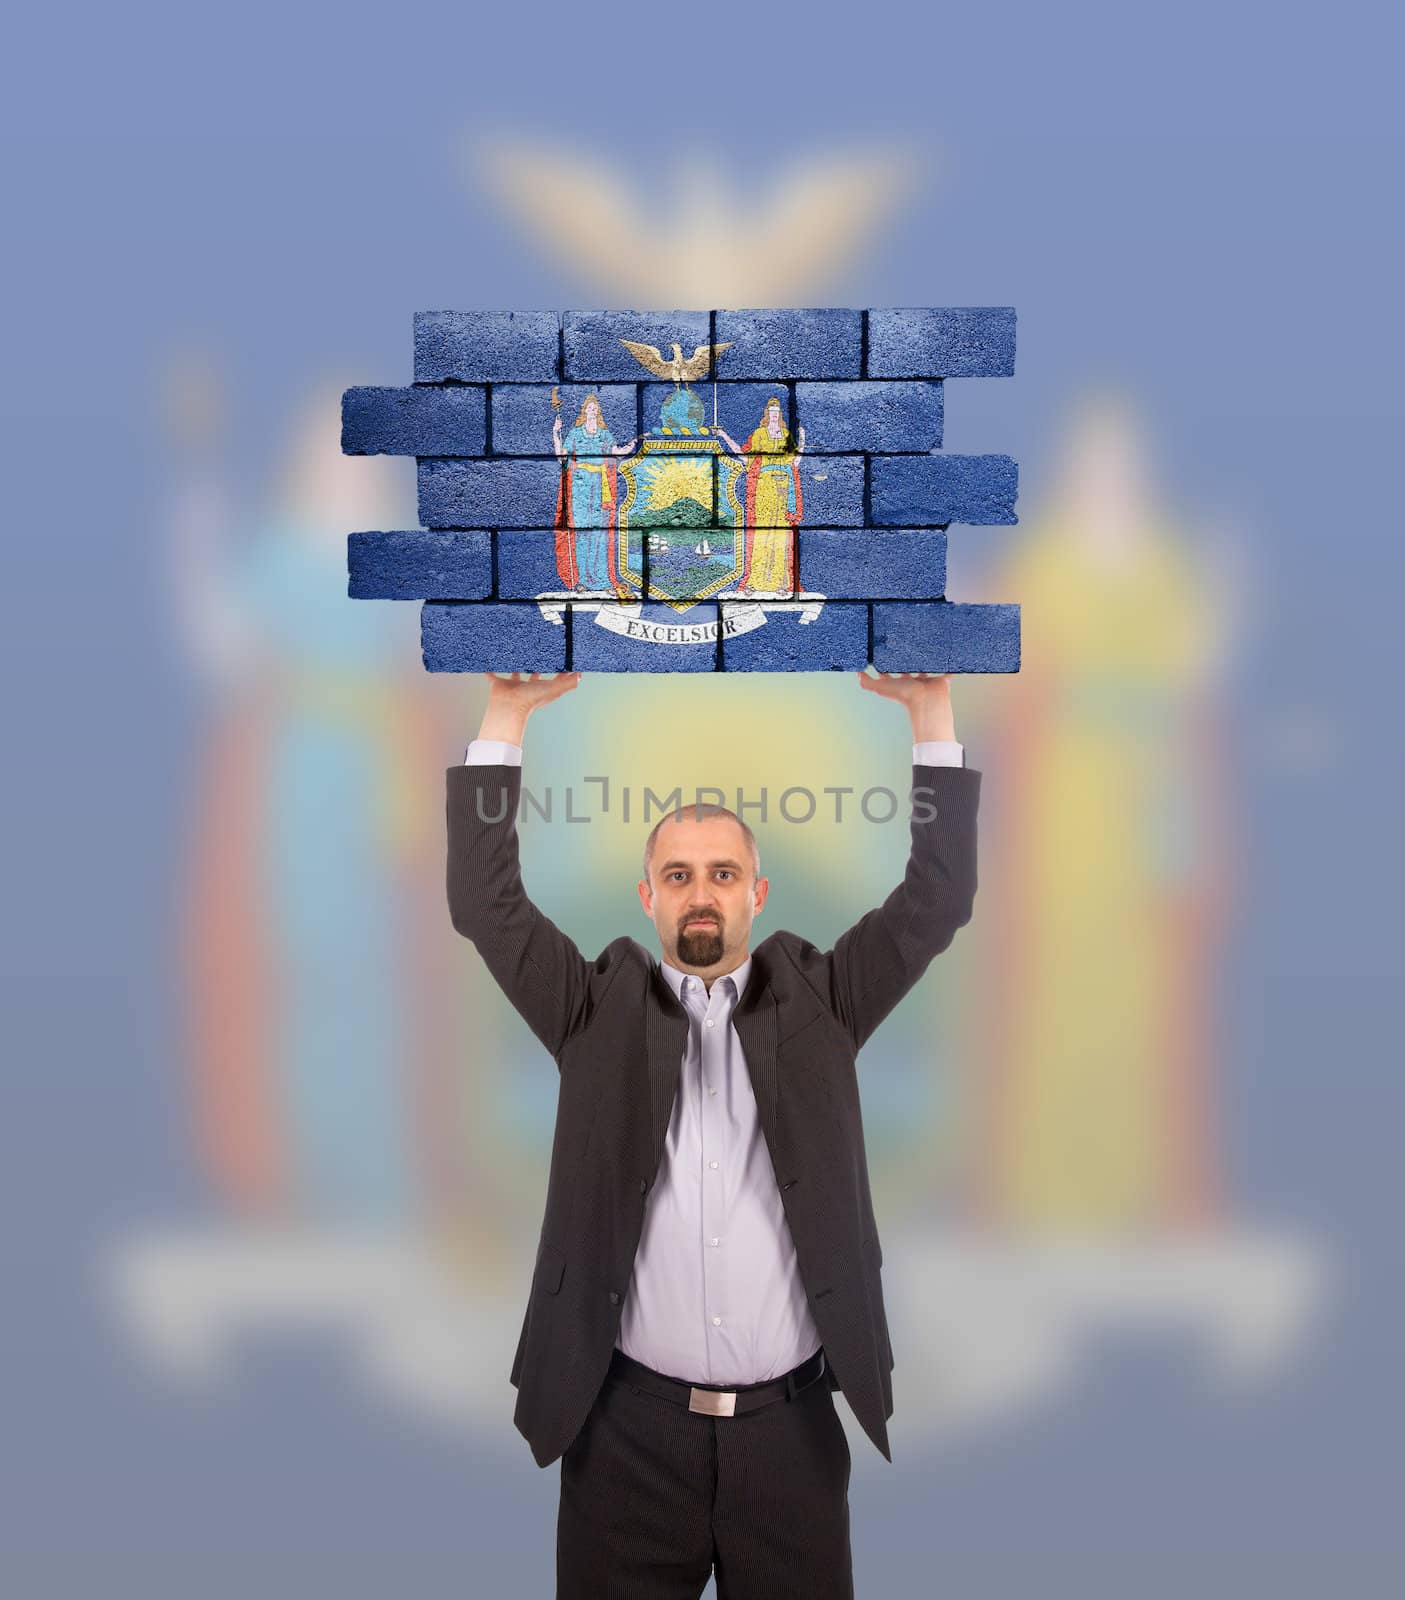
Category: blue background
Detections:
[{"x1": 3, "y1": 2, "x2": 1400, "y2": 1594}]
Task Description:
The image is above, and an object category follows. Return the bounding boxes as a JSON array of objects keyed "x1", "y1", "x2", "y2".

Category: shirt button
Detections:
[
  {"x1": 709, "y1": 1160, "x2": 718, "y2": 1169},
  {"x1": 710, "y1": 1237, "x2": 719, "y2": 1247},
  {"x1": 712, "y1": 1316, "x2": 722, "y2": 1326},
  {"x1": 705, "y1": 1019, "x2": 716, "y2": 1029},
  {"x1": 709, "y1": 1088, "x2": 717, "y2": 1096}
]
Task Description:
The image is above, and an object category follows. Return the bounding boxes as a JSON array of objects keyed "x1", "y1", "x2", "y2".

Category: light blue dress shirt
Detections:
[
  {"x1": 463, "y1": 734, "x2": 965, "y2": 1382},
  {"x1": 623, "y1": 951, "x2": 824, "y2": 1384}
]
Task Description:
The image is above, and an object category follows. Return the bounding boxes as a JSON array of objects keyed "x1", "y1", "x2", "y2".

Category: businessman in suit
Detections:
[{"x1": 448, "y1": 668, "x2": 980, "y2": 1598}]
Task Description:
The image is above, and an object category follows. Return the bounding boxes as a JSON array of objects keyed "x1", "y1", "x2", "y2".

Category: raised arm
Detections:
[
  {"x1": 713, "y1": 427, "x2": 745, "y2": 457},
  {"x1": 447, "y1": 670, "x2": 589, "y2": 1062},
  {"x1": 826, "y1": 672, "x2": 980, "y2": 1051}
]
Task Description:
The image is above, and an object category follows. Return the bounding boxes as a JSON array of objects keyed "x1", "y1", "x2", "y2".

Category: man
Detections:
[{"x1": 448, "y1": 668, "x2": 980, "y2": 1598}]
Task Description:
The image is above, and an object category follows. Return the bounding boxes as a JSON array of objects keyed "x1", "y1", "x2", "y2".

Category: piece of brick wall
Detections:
[{"x1": 343, "y1": 307, "x2": 1020, "y2": 673}]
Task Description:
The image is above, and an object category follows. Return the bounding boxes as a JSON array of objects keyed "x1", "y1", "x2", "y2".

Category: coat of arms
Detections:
[{"x1": 548, "y1": 336, "x2": 814, "y2": 637}]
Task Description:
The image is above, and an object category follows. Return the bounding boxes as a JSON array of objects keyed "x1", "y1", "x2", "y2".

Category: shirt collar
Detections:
[{"x1": 660, "y1": 952, "x2": 752, "y2": 1006}]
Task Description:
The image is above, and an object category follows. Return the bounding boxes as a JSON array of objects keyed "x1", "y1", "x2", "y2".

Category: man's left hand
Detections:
[{"x1": 855, "y1": 669, "x2": 956, "y2": 742}]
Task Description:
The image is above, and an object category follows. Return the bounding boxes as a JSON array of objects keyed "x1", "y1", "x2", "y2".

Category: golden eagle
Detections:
[{"x1": 618, "y1": 339, "x2": 733, "y2": 386}]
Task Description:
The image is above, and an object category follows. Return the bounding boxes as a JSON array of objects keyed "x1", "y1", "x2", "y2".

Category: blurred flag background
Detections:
[{"x1": 3, "y1": 4, "x2": 1399, "y2": 1596}]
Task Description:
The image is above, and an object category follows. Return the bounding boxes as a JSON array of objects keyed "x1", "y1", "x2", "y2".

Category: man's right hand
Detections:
[{"x1": 476, "y1": 670, "x2": 582, "y2": 744}]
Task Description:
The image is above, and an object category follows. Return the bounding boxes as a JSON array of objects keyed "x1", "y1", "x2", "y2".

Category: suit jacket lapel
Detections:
[
  {"x1": 732, "y1": 981, "x2": 778, "y2": 1150},
  {"x1": 645, "y1": 968, "x2": 689, "y2": 1160}
]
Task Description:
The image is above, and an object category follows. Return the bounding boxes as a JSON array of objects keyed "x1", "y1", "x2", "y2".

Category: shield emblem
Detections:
[{"x1": 618, "y1": 386, "x2": 748, "y2": 614}]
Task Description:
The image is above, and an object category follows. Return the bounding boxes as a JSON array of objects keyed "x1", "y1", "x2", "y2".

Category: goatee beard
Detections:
[{"x1": 678, "y1": 923, "x2": 723, "y2": 966}]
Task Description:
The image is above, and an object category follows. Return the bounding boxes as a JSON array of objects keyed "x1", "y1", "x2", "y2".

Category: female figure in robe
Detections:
[
  {"x1": 950, "y1": 397, "x2": 1235, "y2": 1231},
  {"x1": 552, "y1": 395, "x2": 637, "y2": 593},
  {"x1": 715, "y1": 397, "x2": 804, "y2": 595},
  {"x1": 171, "y1": 375, "x2": 505, "y2": 1227}
]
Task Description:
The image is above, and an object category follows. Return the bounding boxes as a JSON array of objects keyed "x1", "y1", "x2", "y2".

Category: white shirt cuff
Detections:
[
  {"x1": 466, "y1": 739, "x2": 956, "y2": 768},
  {"x1": 465, "y1": 739, "x2": 524, "y2": 766}
]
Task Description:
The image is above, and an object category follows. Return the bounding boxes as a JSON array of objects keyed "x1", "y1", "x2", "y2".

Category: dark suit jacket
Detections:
[{"x1": 447, "y1": 758, "x2": 981, "y2": 1467}]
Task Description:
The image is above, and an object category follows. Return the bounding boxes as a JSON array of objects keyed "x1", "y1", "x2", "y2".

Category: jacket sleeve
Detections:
[
  {"x1": 446, "y1": 762, "x2": 592, "y2": 1062},
  {"x1": 826, "y1": 762, "x2": 981, "y2": 1052}
]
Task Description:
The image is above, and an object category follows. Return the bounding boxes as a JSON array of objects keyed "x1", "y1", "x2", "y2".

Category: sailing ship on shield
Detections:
[{"x1": 544, "y1": 336, "x2": 822, "y2": 640}]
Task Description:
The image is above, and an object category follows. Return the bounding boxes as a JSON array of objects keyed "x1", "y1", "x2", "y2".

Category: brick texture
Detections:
[
  {"x1": 342, "y1": 386, "x2": 485, "y2": 457},
  {"x1": 872, "y1": 602, "x2": 1022, "y2": 672},
  {"x1": 866, "y1": 308, "x2": 1016, "y2": 378},
  {"x1": 415, "y1": 311, "x2": 559, "y2": 383},
  {"x1": 345, "y1": 308, "x2": 1021, "y2": 672},
  {"x1": 348, "y1": 530, "x2": 491, "y2": 599},
  {"x1": 869, "y1": 455, "x2": 1019, "y2": 526}
]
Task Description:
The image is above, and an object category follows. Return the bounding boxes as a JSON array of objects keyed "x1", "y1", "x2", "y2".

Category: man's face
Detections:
[{"x1": 637, "y1": 812, "x2": 768, "y2": 975}]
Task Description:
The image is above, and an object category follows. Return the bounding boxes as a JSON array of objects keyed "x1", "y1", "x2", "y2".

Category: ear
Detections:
[
  {"x1": 753, "y1": 875, "x2": 769, "y2": 916},
  {"x1": 637, "y1": 878, "x2": 655, "y2": 921}
]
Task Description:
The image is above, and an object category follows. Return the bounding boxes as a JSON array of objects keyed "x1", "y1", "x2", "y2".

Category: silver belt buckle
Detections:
[{"x1": 688, "y1": 1385, "x2": 737, "y2": 1417}]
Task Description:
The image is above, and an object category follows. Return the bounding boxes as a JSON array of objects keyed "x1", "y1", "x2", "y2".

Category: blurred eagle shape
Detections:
[
  {"x1": 461, "y1": 139, "x2": 917, "y2": 302},
  {"x1": 619, "y1": 339, "x2": 733, "y2": 385}
]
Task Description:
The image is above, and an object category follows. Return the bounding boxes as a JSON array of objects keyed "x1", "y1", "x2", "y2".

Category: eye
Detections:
[{"x1": 716, "y1": 871, "x2": 734, "y2": 880}]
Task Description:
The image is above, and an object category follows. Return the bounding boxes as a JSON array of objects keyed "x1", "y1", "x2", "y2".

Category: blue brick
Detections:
[
  {"x1": 496, "y1": 530, "x2": 579, "y2": 598},
  {"x1": 422, "y1": 601, "x2": 566, "y2": 672},
  {"x1": 341, "y1": 386, "x2": 485, "y2": 457},
  {"x1": 491, "y1": 385, "x2": 637, "y2": 456},
  {"x1": 348, "y1": 530, "x2": 491, "y2": 599},
  {"x1": 563, "y1": 311, "x2": 712, "y2": 382},
  {"x1": 349, "y1": 307, "x2": 1020, "y2": 677},
  {"x1": 644, "y1": 529, "x2": 793, "y2": 601},
  {"x1": 571, "y1": 600, "x2": 719, "y2": 672},
  {"x1": 714, "y1": 309, "x2": 862, "y2": 379},
  {"x1": 869, "y1": 455, "x2": 1018, "y2": 526},
  {"x1": 794, "y1": 382, "x2": 942, "y2": 453},
  {"x1": 871, "y1": 602, "x2": 1021, "y2": 672},
  {"x1": 414, "y1": 311, "x2": 560, "y2": 383},
  {"x1": 797, "y1": 530, "x2": 946, "y2": 599},
  {"x1": 720, "y1": 599, "x2": 868, "y2": 672},
  {"x1": 418, "y1": 458, "x2": 563, "y2": 529},
  {"x1": 641, "y1": 381, "x2": 787, "y2": 446},
  {"x1": 721, "y1": 455, "x2": 863, "y2": 527},
  {"x1": 797, "y1": 457, "x2": 864, "y2": 525},
  {"x1": 866, "y1": 308, "x2": 1016, "y2": 378}
]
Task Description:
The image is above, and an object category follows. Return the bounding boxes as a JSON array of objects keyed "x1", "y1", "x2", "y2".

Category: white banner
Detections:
[
  {"x1": 592, "y1": 601, "x2": 768, "y2": 643},
  {"x1": 533, "y1": 593, "x2": 827, "y2": 633}
]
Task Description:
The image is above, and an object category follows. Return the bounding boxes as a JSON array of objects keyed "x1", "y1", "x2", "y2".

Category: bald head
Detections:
[
  {"x1": 642, "y1": 802, "x2": 759, "y2": 886},
  {"x1": 637, "y1": 802, "x2": 768, "y2": 979}
]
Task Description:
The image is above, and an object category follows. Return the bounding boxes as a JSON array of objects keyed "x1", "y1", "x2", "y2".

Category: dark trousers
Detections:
[{"x1": 557, "y1": 1351, "x2": 854, "y2": 1598}]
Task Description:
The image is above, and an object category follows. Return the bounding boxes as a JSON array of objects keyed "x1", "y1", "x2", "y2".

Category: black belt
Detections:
[{"x1": 606, "y1": 1345, "x2": 827, "y2": 1417}]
